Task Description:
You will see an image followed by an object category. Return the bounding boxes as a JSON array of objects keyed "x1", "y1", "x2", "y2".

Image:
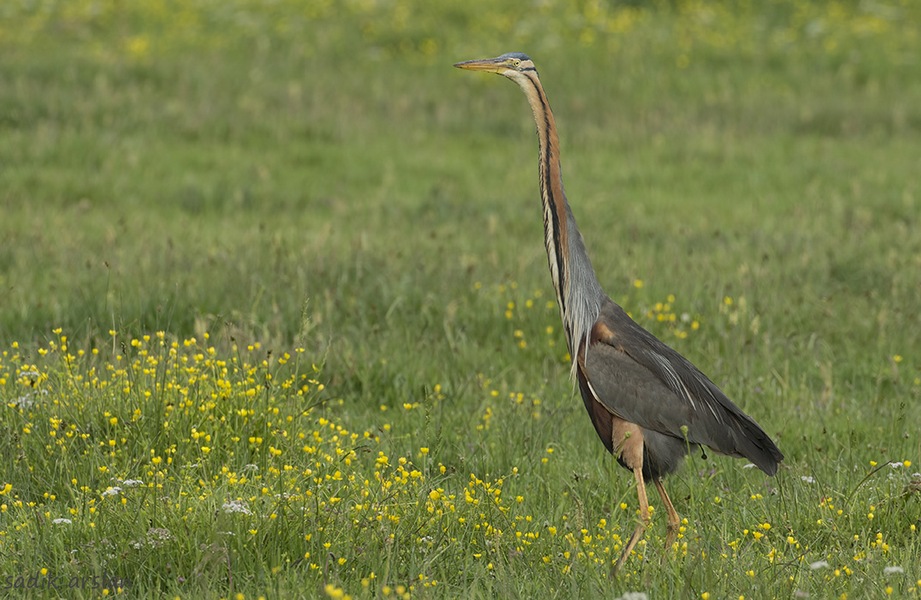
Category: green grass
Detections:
[{"x1": 1, "y1": 0, "x2": 920, "y2": 598}]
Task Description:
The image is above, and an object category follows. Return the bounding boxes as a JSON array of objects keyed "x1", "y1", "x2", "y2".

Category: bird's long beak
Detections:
[{"x1": 453, "y1": 57, "x2": 505, "y2": 73}]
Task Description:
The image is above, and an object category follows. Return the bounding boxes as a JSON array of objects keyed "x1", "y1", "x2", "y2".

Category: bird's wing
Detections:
[{"x1": 579, "y1": 299, "x2": 783, "y2": 475}]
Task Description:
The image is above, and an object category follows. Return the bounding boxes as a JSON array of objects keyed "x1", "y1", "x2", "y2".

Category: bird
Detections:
[{"x1": 454, "y1": 52, "x2": 784, "y2": 573}]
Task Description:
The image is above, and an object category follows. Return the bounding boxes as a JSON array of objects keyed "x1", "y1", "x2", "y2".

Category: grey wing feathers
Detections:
[{"x1": 586, "y1": 300, "x2": 783, "y2": 475}]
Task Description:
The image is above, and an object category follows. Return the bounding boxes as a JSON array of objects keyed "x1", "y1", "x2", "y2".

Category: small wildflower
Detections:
[{"x1": 222, "y1": 500, "x2": 252, "y2": 515}]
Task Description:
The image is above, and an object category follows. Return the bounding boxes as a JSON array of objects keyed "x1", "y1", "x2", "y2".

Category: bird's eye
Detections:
[{"x1": 513, "y1": 59, "x2": 521, "y2": 67}]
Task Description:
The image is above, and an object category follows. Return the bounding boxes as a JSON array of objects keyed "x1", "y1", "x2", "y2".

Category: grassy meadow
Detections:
[{"x1": 1, "y1": 0, "x2": 921, "y2": 597}]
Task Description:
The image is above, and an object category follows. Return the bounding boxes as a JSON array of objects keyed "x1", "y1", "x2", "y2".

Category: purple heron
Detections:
[{"x1": 455, "y1": 53, "x2": 783, "y2": 572}]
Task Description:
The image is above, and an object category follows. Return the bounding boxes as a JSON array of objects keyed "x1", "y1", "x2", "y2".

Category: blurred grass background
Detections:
[
  {"x1": 2, "y1": 0, "x2": 919, "y2": 433},
  {"x1": 1, "y1": 0, "x2": 920, "y2": 597}
]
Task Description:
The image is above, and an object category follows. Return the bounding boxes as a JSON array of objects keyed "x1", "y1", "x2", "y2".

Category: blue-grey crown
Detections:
[{"x1": 498, "y1": 52, "x2": 531, "y2": 61}]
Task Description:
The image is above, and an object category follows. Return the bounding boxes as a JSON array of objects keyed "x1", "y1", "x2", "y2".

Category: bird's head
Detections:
[{"x1": 454, "y1": 52, "x2": 536, "y2": 81}]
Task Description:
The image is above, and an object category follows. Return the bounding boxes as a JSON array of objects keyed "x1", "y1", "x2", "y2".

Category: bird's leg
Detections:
[
  {"x1": 610, "y1": 419, "x2": 650, "y2": 575},
  {"x1": 653, "y1": 478, "x2": 680, "y2": 557},
  {"x1": 613, "y1": 466, "x2": 650, "y2": 575}
]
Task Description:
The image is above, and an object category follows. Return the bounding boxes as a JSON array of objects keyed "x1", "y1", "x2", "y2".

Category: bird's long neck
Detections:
[{"x1": 513, "y1": 71, "x2": 604, "y2": 369}]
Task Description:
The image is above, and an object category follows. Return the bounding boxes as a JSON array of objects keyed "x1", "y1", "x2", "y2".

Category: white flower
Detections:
[
  {"x1": 14, "y1": 394, "x2": 35, "y2": 409},
  {"x1": 801, "y1": 476, "x2": 815, "y2": 484},
  {"x1": 102, "y1": 487, "x2": 122, "y2": 497},
  {"x1": 809, "y1": 560, "x2": 829, "y2": 570},
  {"x1": 222, "y1": 500, "x2": 252, "y2": 515},
  {"x1": 617, "y1": 593, "x2": 648, "y2": 600},
  {"x1": 742, "y1": 463, "x2": 757, "y2": 469},
  {"x1": 146, "y1": 527, "x2": 173, "y2": 547},
  {"x1": 889, "y1": 462, "x2": 904, "y2": 469},
  {"x1": 884, "y1": 566, "x2": 904, "y2": 575},
  {"x1": 13, "y1": 389, "x2": 47, "y2": 409},
  {"x1": 52, "y1": 518, "x2": 72, "y2": 525},
  {"x1": 121, "y1": 479, "x2": 144, "y2": 487}
]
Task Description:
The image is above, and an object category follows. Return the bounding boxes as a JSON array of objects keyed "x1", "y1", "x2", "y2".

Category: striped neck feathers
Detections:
[{"x1": 511, "y1": 70, "x2": 604, "y2": 376}]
